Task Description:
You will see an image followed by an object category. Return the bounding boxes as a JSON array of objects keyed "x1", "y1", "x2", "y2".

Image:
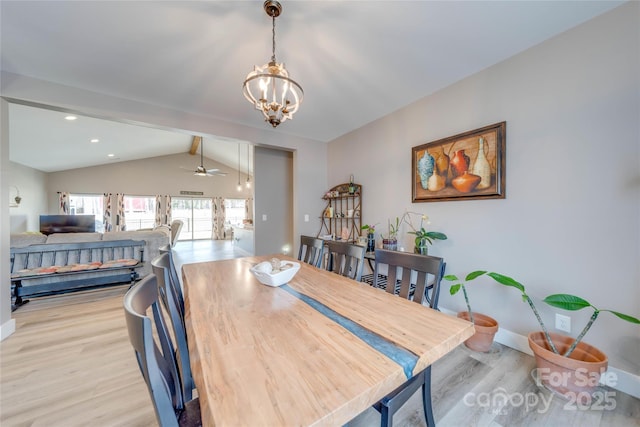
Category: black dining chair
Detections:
[
  {"x1": 371, "y1": 249, "x2": 446, "y2": 427},
  {"x1": 297, "y1": 235, "x2": 325, "y2": 268},
  {"x1": 324, "y1": 240, "x2": 366, "y2": 282},
  {"x1": 123, "y1": 274, "x2": 201, "y2": 427},
  {"x1": 151, "y1": 252, "x2": 195, "y2": 403}
]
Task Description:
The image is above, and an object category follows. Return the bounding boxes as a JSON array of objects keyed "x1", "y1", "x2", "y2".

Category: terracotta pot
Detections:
[
  {"x1": 528, "y1": 331, "x2": 608, "y2": 398},
  {"x1": 451, "y1": 171, "x2": 481, "y2": 193},
  {"x1": 457, "y1": 312, "x2": 498, "y2": 352}
]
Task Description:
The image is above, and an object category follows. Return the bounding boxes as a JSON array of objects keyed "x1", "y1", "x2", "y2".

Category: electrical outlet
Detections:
[{"x1": 555, "y1": 313, "x2": 571, "y2": 333}]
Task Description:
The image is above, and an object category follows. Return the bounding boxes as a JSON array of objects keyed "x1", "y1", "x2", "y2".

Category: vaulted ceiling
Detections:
[{"x1": 1, "y1": 1, "x2": 624, "y2": 172}]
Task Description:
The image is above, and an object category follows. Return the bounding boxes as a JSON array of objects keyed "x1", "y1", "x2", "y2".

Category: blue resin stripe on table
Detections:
[{"x1": 281, "y1": 284, "x2": 418, "y2": 379}]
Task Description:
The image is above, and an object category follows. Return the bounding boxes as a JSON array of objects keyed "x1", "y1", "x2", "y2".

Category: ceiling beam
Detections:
[{"x1": 189, "y1": 136, "x2": 202, "y2": 155}]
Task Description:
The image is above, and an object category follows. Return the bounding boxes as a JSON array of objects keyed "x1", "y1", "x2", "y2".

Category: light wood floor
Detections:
[{"x1": 1, "y1": 241, "x2": 638, "y2": 427}]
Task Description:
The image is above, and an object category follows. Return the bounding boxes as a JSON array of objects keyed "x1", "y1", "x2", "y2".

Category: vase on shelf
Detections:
[
  {"x1": 414, "y1": 239, "x2": 428, "y2": 255},
  {"x1": 382, "y1": 238, "x2": 398, "y2": 251},
  {"x1": 450, "y1": 149, "x2": 470, "y2": 178},
  {"x1": 417, "y1": 151, "x2": 435, "y2": 190},
  {"x1": 471, "y1": 137, "x2": 491, "y2": 189},
  {"x1": 366, "y1": 232, "x2": 376, "y2": 252}
]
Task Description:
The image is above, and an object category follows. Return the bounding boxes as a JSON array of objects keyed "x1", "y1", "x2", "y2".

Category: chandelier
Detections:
[{"x1": 242, "y1": 0, "x2": 303, "y2": 128}]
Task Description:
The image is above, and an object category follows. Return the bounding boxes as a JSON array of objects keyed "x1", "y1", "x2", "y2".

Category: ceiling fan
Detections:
[{"x1": 189, "y1": 137, "x2": 227, "y2": 177}]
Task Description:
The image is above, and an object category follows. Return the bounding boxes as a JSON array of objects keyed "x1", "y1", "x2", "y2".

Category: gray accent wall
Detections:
[
  {"x1": 328, "y1": 3, "x2": 639, "y2": 379},
  {"x1": 254, "y1": 146, "x2": 293, "y2": 257}
]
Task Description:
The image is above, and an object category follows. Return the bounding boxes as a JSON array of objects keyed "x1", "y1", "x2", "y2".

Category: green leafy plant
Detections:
[
  {"x1": 403, "y1": 212, "x2": 447, "y2": 249},
  {"x1": 444, "y1": 270, "x2": 487, "y2": 325},
  {"x1": 486, "y1": 272, "x2": 640, "y2": 357},
  {"x1": 383, "y1": 217, "x2": 400, "y2": 240},
  {"x1": 361, "y1": 223, "x2": 378, "y2": 234}
]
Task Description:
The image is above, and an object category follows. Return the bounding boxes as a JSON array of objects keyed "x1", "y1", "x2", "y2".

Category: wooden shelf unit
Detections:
[{"x1": 317, "y1": 183, "x2": 362, "y2": 242}]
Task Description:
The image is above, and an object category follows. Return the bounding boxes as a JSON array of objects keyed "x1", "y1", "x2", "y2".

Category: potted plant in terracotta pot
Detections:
[
  {"x1": 444, "y1": 270, "x2": 498, "y2": 352},
  {"x1": 486, "y1": 272, "x2": 639, "y2": 398}
]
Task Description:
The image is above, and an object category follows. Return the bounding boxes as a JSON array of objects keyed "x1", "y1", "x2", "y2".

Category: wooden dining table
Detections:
[{"x1": 182, "y1": 255, "x2": 474, "y2": 426}]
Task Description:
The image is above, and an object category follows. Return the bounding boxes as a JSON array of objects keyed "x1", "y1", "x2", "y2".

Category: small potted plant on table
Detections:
[
  {"x1": 486, "y1": 272, "x2": 639, "y2": 399},
  {"x1": 444, "y1": 270, "x2": 499, "y2": 352},
  {"x1": 404, "y1": 213, "x2": 447, "y2": 255}
]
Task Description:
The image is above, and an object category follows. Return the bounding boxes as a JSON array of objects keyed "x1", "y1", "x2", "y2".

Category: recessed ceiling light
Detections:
[
  {"x1": 107, "y1": 153, "x2": 115, "y2": 157},
  {"x1": 90, "y1": 139, "x2": 99, "y2": 143},
  {"x1": 64, "y1": 115, "x2": 77, "y2": 121}
]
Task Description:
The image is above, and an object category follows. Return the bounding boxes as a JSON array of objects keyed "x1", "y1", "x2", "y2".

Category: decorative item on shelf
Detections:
[
  {"x1": 348, "y1": 174, "x2": 356, "y2": 195},
  {"x1": 340, "y1": 227, "x2": 349, "y2": 241},
  {"x1": 417, "y1": 151, "x2": 435, "y2": 190},
  {"x1": 485, "y1": 272, "x2": 639, "y2": 398},
  {"x1": 471, "y1": 136, "x2": 491, "y2": 189},
  {"x1": 402, "y1": 211, "x2": 447, "y2": 254},
  {"x1": 361, "y1": 224, "x2": 378, "y2": 252},
  {"x1": 242, "y1": 0, "x2": 303, "y2": 128},
  {"x1": 382, "y1": 217, "x2": 399, "y2": 250},
  {"x1": 444, "y1": 271, "x2": 499, "y2": 352}
]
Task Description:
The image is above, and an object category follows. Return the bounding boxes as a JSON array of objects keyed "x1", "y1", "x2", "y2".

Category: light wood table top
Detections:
[{"x1": 182, "y1": 255, "x2": 474, "y2": 426}]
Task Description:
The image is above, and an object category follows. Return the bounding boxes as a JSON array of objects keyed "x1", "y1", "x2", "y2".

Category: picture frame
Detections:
[{"x1": 412, "y1": 121, "x2": 506, "y2": 202}]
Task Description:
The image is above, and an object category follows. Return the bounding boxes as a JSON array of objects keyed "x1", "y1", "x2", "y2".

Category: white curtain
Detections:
[
  {"x1": 58, "y1": 192, "x2": 69, "y2": 214},
  {"x1": 155, "y1": 195, "x2": 162, "y2": 227},
  {"x1": 103, "y1": 193, "x2": 112, "y2": 232},
  {"x1": 115, "y1": 193, "x2": 126, "y2": 231}
]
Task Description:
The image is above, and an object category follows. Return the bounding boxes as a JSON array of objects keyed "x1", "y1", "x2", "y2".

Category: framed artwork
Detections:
[{"x1": 412, "y1": 121, "x2": 506, "y2": 202}]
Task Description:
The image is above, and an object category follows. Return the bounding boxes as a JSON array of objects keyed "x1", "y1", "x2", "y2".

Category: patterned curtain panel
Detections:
[
  {"x1": 165, "y1": 195, "x2": 172, "y2": 224},
  {"x1": 103, "y1": 193, "x2": 112, "y2": 232},
  {"x1": 115, "y1": 193, "x2": 126, "y2": 231},
  {"x1": 212, "y1": 197, "x2": 226, "y2": 240},
  {"x1": 155, "y1": 195, "x2": 162, "y2": 227},
  {"x1": 58, "y1": 192, "x2": 69, "y2": 214},
  {"x1": 212, "y1": 198, "x2": 220, "y2": 240},
  {"x1": 245, "y1": 198, "x2": 254, "y2": 222}
]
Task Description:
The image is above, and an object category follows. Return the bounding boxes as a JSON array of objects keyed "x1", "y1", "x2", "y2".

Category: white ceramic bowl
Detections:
[{"x1": 250, "y1": 261, "x2": 301, "y2": 287}]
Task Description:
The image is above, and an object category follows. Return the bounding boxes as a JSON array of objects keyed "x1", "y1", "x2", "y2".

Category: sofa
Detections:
[{"x1": 9, "y1": 229, "x2": 170, "y2": 308}]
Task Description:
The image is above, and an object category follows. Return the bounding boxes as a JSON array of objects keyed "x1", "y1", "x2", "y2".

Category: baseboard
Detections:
[
  {"x1": 441, "y1": 308, "x2": 640, "y2": 399},
  {"x1": 1, "y1": 318, "x2": 16, "y2": 341}
]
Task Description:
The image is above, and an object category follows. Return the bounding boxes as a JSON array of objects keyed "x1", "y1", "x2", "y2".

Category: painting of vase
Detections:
[{"x1": 411, "y1": 122, "x2": 506, "y2": 202}]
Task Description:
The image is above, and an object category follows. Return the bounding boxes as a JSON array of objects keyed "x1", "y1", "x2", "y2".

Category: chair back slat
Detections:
[
  {"x1": 373, "y1": 249, "x2": 445, "y2": 308},
  {"x1": 325, "y1": 241, "x2": 366, "y2": 282},
  {"x1": 298, "y1": 235, "x2": 325, "y2": 268}
]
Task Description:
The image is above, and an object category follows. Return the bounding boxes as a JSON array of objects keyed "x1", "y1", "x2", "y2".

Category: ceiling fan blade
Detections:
[{"x1": 206, "y1": 169, "x2": 227, "y2": 176}]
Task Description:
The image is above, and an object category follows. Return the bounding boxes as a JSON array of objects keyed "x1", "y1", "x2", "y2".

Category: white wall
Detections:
[
  {"x1": 1, "y1": 99, "x2": 16, "y2": 340},
  {"x1": 328, "y1": 2, "x2": 639, "y2": 380},
  {"x1": 8, "y1": 161, "x2": 47, "y2": 233}
]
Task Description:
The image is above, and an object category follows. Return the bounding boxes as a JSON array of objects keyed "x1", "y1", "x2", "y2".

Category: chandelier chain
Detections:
[{"x1": 271, "y1": 15, "x2": 276, "y2": 62}]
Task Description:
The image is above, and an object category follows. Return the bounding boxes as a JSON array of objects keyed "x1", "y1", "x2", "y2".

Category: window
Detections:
[
  {"x1": 224, "y1": 199, "x2": 246, "y2": 227},
  {"x1": 123, "y1": 195, "x2": 156, "y2": 230},
  {"x1": 171, "y1": 197, "x2": 213, "y2": 240},
  {"x1": 69, "y1": 194, "x2": 103, "y2": 232}
]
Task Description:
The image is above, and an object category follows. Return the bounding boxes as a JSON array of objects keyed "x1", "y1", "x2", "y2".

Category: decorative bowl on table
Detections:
[{"x1": 250, "y1": 259, "x2": 301, "y2": 287}]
